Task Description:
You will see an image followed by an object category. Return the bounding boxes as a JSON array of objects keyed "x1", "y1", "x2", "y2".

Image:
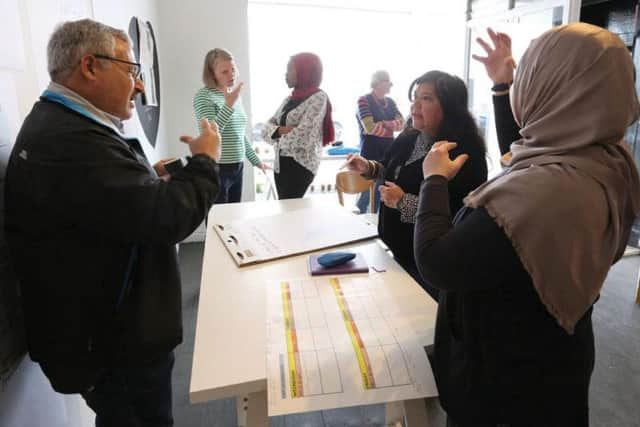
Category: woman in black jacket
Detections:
[
  {"x1": 345, "y1": 71, "x2": 487, "y2": 299},
  {"x1": 415, "y1": 24, "x2": 640, "y2": 426}
]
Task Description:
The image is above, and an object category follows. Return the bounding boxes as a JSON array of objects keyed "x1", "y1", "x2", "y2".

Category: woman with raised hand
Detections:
[
  {"x1": 262, "y1": 52, "x2": 334, "y2": 199},
  {"x1": 194, "y1": 48, "x2": 268, "y2": 204},
  {"x1": 415, "y1": 23, "x2": 640, "y2": 426},
  {"x1": 473, "y1": 27, "x2": 520, "y2": 165}
]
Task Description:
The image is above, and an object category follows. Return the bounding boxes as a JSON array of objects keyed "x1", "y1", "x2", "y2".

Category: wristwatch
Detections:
[{"x1": 491, "y1": 82, "x2": 512, "y2": 92}]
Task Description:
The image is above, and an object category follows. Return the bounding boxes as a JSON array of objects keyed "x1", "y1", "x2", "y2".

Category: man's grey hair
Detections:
[
  {"x1": 47, "y1": 19, "x2": 130, "y2": 81},
  {"x1": 371, "y1": 70, "x2": 390, "y2": 89}
]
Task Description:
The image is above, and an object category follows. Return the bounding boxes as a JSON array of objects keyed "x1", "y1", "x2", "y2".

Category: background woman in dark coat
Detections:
[{"x1": 345, "y1": 70, "x2": 487, "y2": 299}]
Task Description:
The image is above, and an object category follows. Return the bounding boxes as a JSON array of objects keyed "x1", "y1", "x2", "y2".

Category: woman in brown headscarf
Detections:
[{"x1": 414, "y1": 23, "x2": 640, "y2": 426}]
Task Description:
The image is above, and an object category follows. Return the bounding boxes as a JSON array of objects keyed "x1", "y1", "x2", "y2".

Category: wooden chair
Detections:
[{"x1": 335, "y1": 170, "x2": 375, "y2": 213}]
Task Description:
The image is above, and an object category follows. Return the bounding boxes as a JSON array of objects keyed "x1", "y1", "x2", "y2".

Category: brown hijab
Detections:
[{"x1": 464, "y1": 23, "x2": 640, "y2": 333}]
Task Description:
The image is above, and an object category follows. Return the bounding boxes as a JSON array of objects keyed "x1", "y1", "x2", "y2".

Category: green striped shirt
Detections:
[{"x1": 193, "y1": 87, "x2": 260, "y2": 165}]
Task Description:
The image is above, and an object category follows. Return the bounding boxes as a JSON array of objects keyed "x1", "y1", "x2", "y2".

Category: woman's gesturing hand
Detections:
[
  {"x1": 224, "y1": 82, "x2": 244, "y2": 107},
  {"x1": 472, "y1": 27, "x2": 516, "y2": 86},
  {"x1": 422, "y1": 141, "x2": 468, "y2": 180}
]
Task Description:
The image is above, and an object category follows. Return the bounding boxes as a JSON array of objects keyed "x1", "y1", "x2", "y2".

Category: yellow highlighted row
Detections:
[
  {"x1": 330, "y1": 278, "x2": 375, "y2": 389},
  {"x1": 281, "y1": 282, "x2": 304, "y2": 398}
]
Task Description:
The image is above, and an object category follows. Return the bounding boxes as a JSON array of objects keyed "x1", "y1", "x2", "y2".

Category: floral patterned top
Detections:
[{"x1": 261, "y1": 90, "x2": 328, "y2": 175}]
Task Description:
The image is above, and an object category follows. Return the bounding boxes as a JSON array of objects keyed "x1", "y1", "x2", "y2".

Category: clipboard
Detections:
[{"x1": 213, "y1": 206, "x2": 378, "y2": 266}]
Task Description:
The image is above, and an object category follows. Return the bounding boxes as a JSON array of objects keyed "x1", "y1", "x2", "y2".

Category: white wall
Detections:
[{"x1": 158, "y1": 0, "x2": 252, "y2": 158}]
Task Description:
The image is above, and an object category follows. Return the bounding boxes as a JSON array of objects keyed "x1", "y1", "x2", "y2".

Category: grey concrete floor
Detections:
[{"x1": 174, "y1": 242, "x2": 640, "y2": 427}]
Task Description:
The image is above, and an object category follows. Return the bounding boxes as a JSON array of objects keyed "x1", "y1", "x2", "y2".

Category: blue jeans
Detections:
[
  {"x1": 81, "y1": 351, "x2": 175, "y2": 427},
  {"x1": 357, "y1": 181, "x2": 381, "y2": 213},
  {"x1": 215, "y1": 162, "x2": 244, "y2": 204}
]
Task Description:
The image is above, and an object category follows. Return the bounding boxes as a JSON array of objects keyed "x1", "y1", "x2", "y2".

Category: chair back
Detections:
[{"x1": 335, "y1": 170, "x2": 374, "y2": 213}]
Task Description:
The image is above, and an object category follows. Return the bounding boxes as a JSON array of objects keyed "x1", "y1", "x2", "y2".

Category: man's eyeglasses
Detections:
[{"x1": 93, "y1": 54, "x2": 141, "y2": 79}]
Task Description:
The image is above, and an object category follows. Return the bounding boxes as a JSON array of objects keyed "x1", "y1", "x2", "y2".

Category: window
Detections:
[{"x1": 248, "y1": 0, "x2": 467, "y2": 147}]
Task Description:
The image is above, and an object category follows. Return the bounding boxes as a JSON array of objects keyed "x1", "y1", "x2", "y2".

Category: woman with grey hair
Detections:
[
  {"x1": 355, "y1": 70, "x2": 404, "y2": 213},
  {"x1": 415, "y1": 23, "x2": 640, "y2": 426},
  {"x1": 193, "y1": 48, "x2": 268, "y2": 203}
]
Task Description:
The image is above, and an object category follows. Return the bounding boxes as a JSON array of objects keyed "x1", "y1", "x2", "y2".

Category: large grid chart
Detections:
[{"x1": 266, "y1": 276, "x2": 435, "y2": 416}]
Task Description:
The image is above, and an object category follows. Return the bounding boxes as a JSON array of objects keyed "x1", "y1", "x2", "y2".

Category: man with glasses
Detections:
[
  {"x1": 93, "y1": 54, "x2": 142, "y2": 78},
  {"x1": 5, "y1": 19, "x2": 220, "y2": 426}
]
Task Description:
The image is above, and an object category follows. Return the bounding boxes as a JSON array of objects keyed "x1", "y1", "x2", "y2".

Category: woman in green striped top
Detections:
[{"x1": 193, "y1": 48, "x2": 267, "y2": 203}]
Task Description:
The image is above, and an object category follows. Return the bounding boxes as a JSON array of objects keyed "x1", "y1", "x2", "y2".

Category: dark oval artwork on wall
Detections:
[{"x1": 128, "y1": 17, "x2": 160, "y2": 147}]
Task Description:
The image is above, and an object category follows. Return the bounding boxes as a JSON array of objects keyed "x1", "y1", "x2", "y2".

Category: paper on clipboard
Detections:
[{"x1": 213, "y1": 206, "x2": 378, "y2": 266}]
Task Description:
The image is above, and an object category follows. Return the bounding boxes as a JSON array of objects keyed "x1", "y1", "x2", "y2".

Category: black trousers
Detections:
[
  {"x1": 81, "y1": 351, "x2": 175, "y2": 427},
  {"x1": 275, "y1": 156, "x2": 314, "y2": 199}
]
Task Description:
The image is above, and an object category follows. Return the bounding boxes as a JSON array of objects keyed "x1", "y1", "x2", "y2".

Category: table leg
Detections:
[
  {"x1": 236, "y1": 394, "x2": 248, "y2": 427},
  {"x1": 385, "y1": 400, "x2": 404, "y2": 426},
  {"x1": 403, "y1": 398, "x2": 429, "y2": 425},
  {"x1": 385, "y1": 399, "x2": 429, "y2": 426},
  {"x1": 237, "y1": 391, "x2": 268, "y2": 427}
]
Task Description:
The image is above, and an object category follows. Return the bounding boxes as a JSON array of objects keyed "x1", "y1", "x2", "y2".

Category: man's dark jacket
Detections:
[{"x1": 4, "y1": 97, "x2": 220, "y2": 393}]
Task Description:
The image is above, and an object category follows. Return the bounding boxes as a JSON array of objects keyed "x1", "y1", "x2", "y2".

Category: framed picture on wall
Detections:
[
  {"x1": 128, "y1": 17, "x2": 161, "y2": 147},
  {"x1": 137, "y1": 18, "x2": 158, "y2": 107}
]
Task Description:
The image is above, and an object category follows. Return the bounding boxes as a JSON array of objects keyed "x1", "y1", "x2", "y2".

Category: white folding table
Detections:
[{"x1": 189, "y1": 198, "x2": 439, "y2": 426}]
